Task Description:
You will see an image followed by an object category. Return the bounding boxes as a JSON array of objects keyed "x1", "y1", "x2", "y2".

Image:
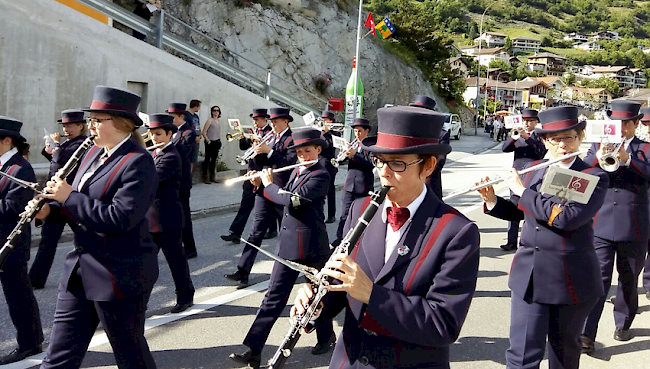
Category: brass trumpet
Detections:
[
  {"x1": 331, "y1": 138, "x2": 359, "y2": 167},
  {"x1": 597, "y1": 140, "x2": 624, "y2": 172},
  {"x1": 226, "y1": 131, "x2": 246, "y2": 141},
  {"x1": 142, "y1": 131, "x2": 153, "y2": 143},
  {"x1": 236, "y1": 131, "x2": 275, "y2": 165}
]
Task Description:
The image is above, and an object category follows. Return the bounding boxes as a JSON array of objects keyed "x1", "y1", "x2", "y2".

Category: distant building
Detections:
[
  {"x1": 461, "y1": 47, "x2": 510, "y2": 67},
  {"x1": 463, "y1": 77, "x2": 550, "y2": 110},
  {"x1": 590, "y1": 31, "x2": 619, "y2": 42},
  {"x1": 574, "y1": 41, "x2": 602, "y2": 51},
  {"x1": 487, "y1": 68, "x2": 511, "y2": 82},
  {"x1": 525, "y1": 52, "x2": 567, "y2": 77},
  {"x1": 524, "y1": 76, "x2": 567, "y2": 92},
  {"x1": 561, "y1": 87, "x2": 614, "y2": 106},
  {"x1": 448, "y1": 56, "x2": 470, "y2": 75},
  {"x1": 564, "y1": 32, "x2": 588, "y2": 44},
  {"x1": 473, "y1": 32, "x2": 507, "y2": 48},
  {"x1": 512, "y1": 36, "x2": 540, "y2": 54}
]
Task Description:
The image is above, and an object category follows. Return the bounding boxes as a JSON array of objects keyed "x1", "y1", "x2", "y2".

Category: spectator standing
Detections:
[
  {"x1": 185, "y1": 99, "x2": 201, "y2": 172},
  {"x1": 132, "y1": 0, "x2": 161, "y2": 41},
  {"x1": 493, "y1": 116, "x2": 503, "y2": 142},
  {"x1": 201, "y1": 106, "x2": 222, "y2": 184}
]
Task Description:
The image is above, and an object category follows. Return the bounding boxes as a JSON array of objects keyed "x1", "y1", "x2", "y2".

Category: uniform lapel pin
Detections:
[{"x1": 397, "y1": 245, "x2": 410, "y2": 256}]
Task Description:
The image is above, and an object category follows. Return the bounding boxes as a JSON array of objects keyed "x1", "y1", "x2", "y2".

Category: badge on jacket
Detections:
[{"x1": 397, "y1": 245, "x2": 410, "y2": 256}]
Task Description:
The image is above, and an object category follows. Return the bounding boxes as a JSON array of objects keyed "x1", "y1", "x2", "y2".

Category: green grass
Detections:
[{"x1": 541, "y1": 47, "x2": 590, "y2": 58}]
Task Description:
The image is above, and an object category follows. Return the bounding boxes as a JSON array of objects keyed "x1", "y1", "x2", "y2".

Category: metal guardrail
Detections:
[{"x1": 77, "y1": 0, "x2": 327, "y2": 114}]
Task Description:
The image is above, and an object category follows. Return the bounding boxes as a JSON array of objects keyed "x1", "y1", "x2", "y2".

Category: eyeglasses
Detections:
[
  {"x1": 371, "y1": 156, "x2": 423, "y2": 172},
  {"x1": 212, "y1": 109, "x2": 220, "y2": 112},
  {"x1": 85, "y1": 117, "x2": 112, "y2": 127},
  {"x1": 545, "y1": 135, "x2": 578, "y2": 145}
]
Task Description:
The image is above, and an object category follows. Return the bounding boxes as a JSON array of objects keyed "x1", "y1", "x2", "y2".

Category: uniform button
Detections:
[
  {"x1": 535, "y1": 227, "x2": 540, "y2": 231},
  {"x1": 285, "y1": 214, "x2": 288, "y2": 217},
  {"x1": 76, "y1": 246, "x2": 84, "y2": 252},
  {"x1": 613, "y1": 202, "x2": 617, "y2": 205},
  {"x1": 535, "y1": 247, "x2": 540, "y2": 251},
  {"x1": 614, "y1": 189, "x2": 619, "y2": 192},
  {"x1": 282, "y1": 226, "x2": 287, "y2": 230},
  {"x1": 359, "y1": 356, "x2": 369, "y2": 366}
]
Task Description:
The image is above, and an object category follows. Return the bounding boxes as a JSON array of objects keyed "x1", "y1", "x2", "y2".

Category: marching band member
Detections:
[
  {"x1": 582, "y1": 100, "x2": 650, "y2": 350},
  {"x1": 33, "y1": 86, "x2": 158, "y2": 368},
  {"x1": 146, "y1": 113, "x2": 195, "y2": 314},
  {"x1": 292, "y1": 106, "x2": 480, "y2": 369},
  {"x1": 480, "y1": 106, "x2": 608, "y2": 368},
  {"x1": 230, "y1": 127, "x2": 334, "y2": 368},
  {"x1": 409, "y1": 95, "x2": 450, "y2": 199},
  {"x1": 168, "y1": 102, "x2": 198, "y2": 259},
  {"x1": 0, "y1": 117, "x2": 43, "y2": 365},
  {"x1": 221, "y1": 108, "x2": 273, "y2": 244},
  {"x1": 332, "y1": 118, "x2": 374, "y2": 246},
  {"x1": 640, "y1": 107, "x2": 650, "y2": 301},
  {"x1": 224, "y1": 107, "x2": 297, "y2": 288},
  {"x1": 30, "y1": 110, "x2": 88, "y2": 289},
  {"x1": 499, "y1": 109, "x2": 547, "y2": 251},
  {"x1": 321, "y1": 110, "x2": 340, "y2": 223}
]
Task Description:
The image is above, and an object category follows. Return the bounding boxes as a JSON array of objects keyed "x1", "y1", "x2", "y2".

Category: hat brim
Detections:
[
  {"x1": 608, "y1": 112, "x2": 644, "y2": 121},
  {"x1": 350, "y1": 124, "x2": 371, "y2": 129},
  {"x1": 0, "y1": 129, "x2": 26, "y2": 142},
  {"x1": 288, "y1": 137, "x2": 327, "y2": 150},
  {"x1": 409, "y1": 103, "x2": 436, "y2": 111},
  {"x1": 535, "y1": 120, "x2": 586, "y2": 135},
  {"x1": 57, "y1": 119, "x2": 86, "y2": 124},
  {"x1": 361, "y1": 137, "x2": 451, "y2": 156},
  {"x1": 82, "y1": 108, "x2": 144, "y2": 127}
]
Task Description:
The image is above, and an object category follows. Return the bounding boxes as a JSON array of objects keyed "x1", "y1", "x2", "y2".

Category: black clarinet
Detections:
[
  {"x1": 0, "y1": 136, "x2": 95, "y2": 271},
  {"x1": 267, "y1": 186, "x2": 390, "y2": 369}
]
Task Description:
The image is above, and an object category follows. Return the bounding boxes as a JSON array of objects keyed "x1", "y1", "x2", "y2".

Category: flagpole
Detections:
[{"x1": 351, "y1": 0, "x2": 364, "y2": 140}]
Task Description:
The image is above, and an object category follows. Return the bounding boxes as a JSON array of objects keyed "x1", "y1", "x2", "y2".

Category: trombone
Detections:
[
  {"x1": 236, "y1": 131, "x2": 275, "y2": 165},
  {"x1": 331, "y1": 138, "x2": 359, "y2": 167},
  {"x1": 597, "y1": 140, "x2": 624, "y2": 172}
]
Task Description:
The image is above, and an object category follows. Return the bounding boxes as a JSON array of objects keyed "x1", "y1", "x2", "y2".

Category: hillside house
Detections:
[
  {"x1": 461, "y1": 47, "x2": 510, "y2": 67},
  {"x1": 474, "y1": 32, "x2": 507, "y2": 48},
  {"x1": 525, "y1": 52, "x2": 567, "y2": 77},
  {"x1": 512, "y1": 36, "x2": 540, "y2": 53}
]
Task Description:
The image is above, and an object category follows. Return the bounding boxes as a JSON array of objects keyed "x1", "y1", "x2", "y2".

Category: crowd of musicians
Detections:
[{"x1": 0, "y1": 85, "x2": 649, "y2": 369}]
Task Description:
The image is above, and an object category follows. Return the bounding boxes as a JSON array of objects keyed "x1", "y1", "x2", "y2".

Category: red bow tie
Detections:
[
  {"x1": 386, "y1": 207, "x2": 410, "y2": 231},
  {"x1": 101, "y1": 154, "x2": 109, "y2": 164}
]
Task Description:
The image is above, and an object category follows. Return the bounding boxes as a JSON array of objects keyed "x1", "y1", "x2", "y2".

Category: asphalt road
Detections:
[{"x1": 1, "y1": 134, "x2": 649, "y2": 369}]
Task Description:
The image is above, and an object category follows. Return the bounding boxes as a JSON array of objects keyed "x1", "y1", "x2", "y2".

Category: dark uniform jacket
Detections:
[
  {"x1": 318, "y1": 188, "x2": 480, "y2": 369},
  {"x1": 172, "y1": 123, "x2": 197, "y2": 194},
  {"x1": 343, "y1": 144, "x2": 374, "y2": 195},
  {"x1": 262, "y1": 161, "x2": 330, "y2": 261},
  {"x1": 52, "y1": 139, "x2": 159, "y2": 301},
  {"x1": 42, "y1": 135, "x2": 88, "y2": 181},
  {"x1": 253, "y1": 128, "x2": 297, "y2": 188},
  {"x1": 147, "y1": 143, "x2": 183, "y2": 233},
  {"x1": 487, "y1": 158, "x2": 609, "y2": 305},
  {"x1": 0, "y1": 153, "x2": 36, "y2": 266},
  {"x1": 584, "y1": 138, "x2": 650, "y2": 242},
  {"x1": 501, "y1": 132, "x2": 547, "y2": 170}
]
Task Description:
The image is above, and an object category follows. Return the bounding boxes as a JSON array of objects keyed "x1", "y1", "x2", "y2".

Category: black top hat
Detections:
[
  {"x1": 361, "y1": 106, "x2": 451, "y2": 155},
  {"x1": 351, "y1": 118, "x2": 371, "y2": 129},
  {"x1": 640, "y1": 107, "x2": 650, "y2": 123},
  {"x1": 269, "y1": 107, "x2": 293, "y2": 122},
  {"x1": 288, "y1": 127, "x2": 327, "y2": 149},
  {"x1": 250, "y1": 108, "x2": 270, "y2": 119},
  {"x1": 535, "y1": 106, "x2": 585, "y2": 135},
  {"x1": 166, "y1": 102, "x2": 187, "y2": 115},
  {"x1": 83, "y1": 86, "x2": 143, "y2": 126},
  {"x1": 609, "y1": 100, "x2": 643, "y2": 121},
  {"x1": 57, "y1": 109, "x2": 86, "y2": 124},
  {"x1": 321, "y1": 111, "x2": 335, "y2": 121},
  {"x1": 521, "y1": 109, "x2": 539, "y2": 120},
  {"x1": 147, "y1": 114, "x2": 178, "y2": 133},
  {"x1": 409, "y1": 95, "x2": 437, "y2": 111},
  {"x1": 0, "y1": 116, "x2": 26, "y2": 142}
]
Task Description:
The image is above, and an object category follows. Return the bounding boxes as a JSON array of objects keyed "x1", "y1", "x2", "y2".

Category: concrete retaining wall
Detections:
[{"x1": 0, "y1": 0, "x2": 305, "y2": 171}]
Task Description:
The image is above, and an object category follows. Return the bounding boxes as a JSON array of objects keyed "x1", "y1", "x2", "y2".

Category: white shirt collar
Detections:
[
  {"x1": 381, "y1": 183, "x2": 428, "y2": 224},
  {"x1": 155, "y1": 141, "x2": 173, "y2": 156},
  {"x1": 104, "y1": 134, "x2": 132, "y2": 158},
  {"x1": 0, "y1": 147, "x2": 19, "y2": 167},
  {"x1": 276, "y1": 127, "x2": 289, "y2": 138}
]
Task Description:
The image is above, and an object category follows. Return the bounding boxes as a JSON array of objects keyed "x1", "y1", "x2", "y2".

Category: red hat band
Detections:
[
  {"x1": 89, "y1": 100, "x2": 131, "y2": 112},
  {"x1": 541, "y1": 119, "x2": 577, "y2": 131},
  {"x1": 375, "y1": 132, "x2": 439, "y2": 149},
  {"x1": 610, "y1": 111, "x2": 638, "y2": 119}
]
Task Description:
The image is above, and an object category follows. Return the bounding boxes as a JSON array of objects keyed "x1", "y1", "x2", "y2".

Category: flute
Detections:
[
  {"x1": 146, "y1": 142, "x2": 166, "y2": 151},
  {"x1": 224, "y1": 160, "x2": 318, "y2": 186}
]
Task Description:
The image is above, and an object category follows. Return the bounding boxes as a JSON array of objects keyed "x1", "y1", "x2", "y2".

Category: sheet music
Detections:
[{"x1": 540, "y1": 166, "x2": 600, "y2": 204}]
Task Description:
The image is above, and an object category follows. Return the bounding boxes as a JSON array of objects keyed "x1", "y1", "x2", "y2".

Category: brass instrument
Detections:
[
  {"x1": 314, "y1": 119, "x2": 345, "y2": 132},
  {"x1": 597, "y1": 140, "x2": 624, "y2": 172},
  {"x1": 226, "y1": 125, "x2": 256, "y2": 141},
  {"x1": 510, "y1": 128, "x2": 521, "y2": 140},
  {"x1": 224, "y1": 160, "x2": 318, "y2": 186},
  {"x1": 142, "y1": 131, "x2": 153, "y2": 143},
  {"x1": 236, "y1": 131, "x2": 275, "y2": 165},
  {"x1": 331, "y1": 138, "x2": 359, "y2": 167}
]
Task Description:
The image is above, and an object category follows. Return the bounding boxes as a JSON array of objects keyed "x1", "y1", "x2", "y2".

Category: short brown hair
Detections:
[{"x1": 189, "y1": 99, "x2": 201, "y2": 109}]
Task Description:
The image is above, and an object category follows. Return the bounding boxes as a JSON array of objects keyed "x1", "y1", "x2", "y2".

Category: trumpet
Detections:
[
  {"x1": 236, "y1": 131, "x2": 275, "y2": 165},
  {"x1": 314, "y1": 119, "x2": 345, "y2": 132},
  {"x1": 226, "y1": 125, "x2": 256, "y2": 141},
  {"x1": 225, "y1": 160, "x2": 318, "y2": 186},
  {"x1": 142, "y1": 131, "x2": 153, "y2": 143},
  {"x1": 331, "y1": 138, "x2": 359, "y2": 167},
  {"x1": 597, "y1": 140, "x2": 624, "y2": 172}
]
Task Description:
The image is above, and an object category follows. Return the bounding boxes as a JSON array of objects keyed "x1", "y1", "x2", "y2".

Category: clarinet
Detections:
[
  {"x1": 0, "y1": 136, "x2": 95, "y2": 271},
  {"x1": 267, "y1": 185, "x2": 390, "y2": 369}
]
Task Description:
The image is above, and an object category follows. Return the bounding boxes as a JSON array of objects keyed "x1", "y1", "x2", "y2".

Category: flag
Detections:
[
  {"x1": 375, "y1": 17, "x2": 395, "y2": 39},
  {"x1": 364, "y1": 13, "x2": 377, "y2": 36}
]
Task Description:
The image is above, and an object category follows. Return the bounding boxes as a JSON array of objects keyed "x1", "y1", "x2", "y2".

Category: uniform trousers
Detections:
[
  {"x1": 583, "y1": 238, "x2": 646, "y2": 339},
  {"x1": 243, "y1": 257, "x2": 334, "y2": 354},
  {"x1": 237, "y1": 194, "x2": 284, "y2": 275},
  {"x1": 179, "y1": 191, "x2": 197, "y2": 256},
  {"x1": 507, "y1": 292, "x2": 596, "y2": 369},
  {"x1": 507, "y1": 221, "x2": 520, "y2": 246},
  {"x1": 29, "y1": 214, "x2": 72, "y2": 287},
  {"x1": 336, "y1": 191, "x2": 366, "y2": 241},
  {"x1": 643, "y1": 239, "x2": 650, "y2": 293},
  {"x1": 322, "y1": 159, "x2": 338, "y2": 220},
  {"x1": 152, "y1": 231, "x2": 194, "y2": 303},
  {"x1": 1, "y1": 263, "x2": 43, "y2": 350},
  {"x1": 229, "y1": 180, "x2": 257, "y2": 238},
  {"x1": 40, "y1": 268, "x2": 155, "y2": 369}
]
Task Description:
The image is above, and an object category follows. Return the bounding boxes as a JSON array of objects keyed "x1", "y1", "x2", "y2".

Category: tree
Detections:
[
  {"x1": 582, "y1": 76, "x2": 621, "y2": 96},
  {"x1": 563, "y1": 72, "x2": 577, "y2": 87},
  {"x1": 468, "y1": 22, "x2": 478, "y2": 40},
  {"x1": 504, "y1": 37, "x2": 513, "y2": 53},
  {"x1": 540, "y1": 35, "x2": 554, "y2": 47}
]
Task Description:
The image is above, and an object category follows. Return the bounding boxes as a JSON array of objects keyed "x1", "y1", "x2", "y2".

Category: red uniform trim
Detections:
[
  {"x1": 79, "y1": 146, "x2": 100, "y2": 172},
  {"x1": 561, "y1": 238, "x2": 580, "y2": 304},
  {"x1": 100, "y1": 152, "x2": 137, "y2": 197},
  {"x1": 351, "y1": 196, "x2": 373, "y2": 261},
  {"x1": 0, "y1": 164, "x2": 20, "y2": 192}
]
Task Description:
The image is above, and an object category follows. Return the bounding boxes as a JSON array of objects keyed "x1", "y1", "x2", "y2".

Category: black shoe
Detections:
[
  {"x1": 225, "y1": 270, "x2": 249, "y2": 282},
  {"x1": 236, "y1": 277, "x2": 250, "y2": 289},
  {"x1": 263, "y1": 230, "x2": 277, "y2": 239},
  {"x1": 221, "y1": 233, "x2": 241, "y2": 244},
  {"x1": 32, "y1": 284, "x2": 45, "y2": 290},
  {"x1": 0, "y1": 346, "x2": 43, "y2": 365},
  {"x1": 311, "y1": 333, "x2": 336, "y2": 355},
  {"x1": 229, "y1": 349, "x2": 261, "y2": 369},
  {"x1": 325, "y1": 217, "x2": 336, "y2": 224},
  {"x1": 170, "y1": 301, "x2": 193, "y2": 314},
  {"x1": 186, "y1": 252, "x2": 198, "y2": 259},
  {"x1": 613, "y1": 328, "x2": 631, "y2": 341},
  {"x1": 580, "y1": 334, "x2": 595, "y2": 354},
  {"x1": 500, "y1": 243, "x2": 517, "y2": 251}
]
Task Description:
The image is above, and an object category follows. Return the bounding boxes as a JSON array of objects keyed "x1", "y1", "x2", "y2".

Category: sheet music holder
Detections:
[
  {"x1": 540, "y1": 166, "x2": 600, "y2": 204},
  {"x1": 585, "y1": 120, "x2": 622, "y2": 143}
]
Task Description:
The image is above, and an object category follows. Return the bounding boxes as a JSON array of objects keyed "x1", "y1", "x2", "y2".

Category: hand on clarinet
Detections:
[
  {"x1": 23, "y1": 199, "x2": 50, "y2": 220},
  {"x1": 40, "y1": 177, "x2": 74, "y2": 203},
  {"x1": 291, "y1": 284, "x2": 316, "y2": 318},
  {"x1": 476, "y1": 177, "x2": 497, "y2": 203},
  {"x1": 321, "y1": 253, "x2": 373, "y2": 304}
]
